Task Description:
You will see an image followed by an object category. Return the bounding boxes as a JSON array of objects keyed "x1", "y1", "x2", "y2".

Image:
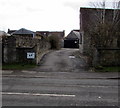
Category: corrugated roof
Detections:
[{"x1": 12, "y1": 28, "x2": 34, "y2": 35}]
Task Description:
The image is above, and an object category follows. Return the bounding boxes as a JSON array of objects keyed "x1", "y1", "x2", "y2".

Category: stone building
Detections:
[
  {"x1": 79, "y1": 7, "x2": 120, "y2": 66},
  {"x1": 36, "y1": 30, "x2": 65, "y2": 48}
]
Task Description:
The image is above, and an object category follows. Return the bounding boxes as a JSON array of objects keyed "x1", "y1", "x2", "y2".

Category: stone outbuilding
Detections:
[{"x1": 36, "y1": 30, "x2": 65, "y2": 48}]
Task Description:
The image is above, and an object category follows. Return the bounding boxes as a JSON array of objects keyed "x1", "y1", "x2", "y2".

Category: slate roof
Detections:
[
  {"x1": 65, "y1": 30, "x2": 80, "y2": 39},
  {"x1": 12, "y1": 28, "x2": 34, "y2": 35},
  {"x1": 73, "y1": 31, "x2": 80, "y2": 39}
]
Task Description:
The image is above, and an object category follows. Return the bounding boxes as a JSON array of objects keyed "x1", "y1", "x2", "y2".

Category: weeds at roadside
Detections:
[
  {"x1": 94, "y1": 66, "x2": 120, "y2": 72},
  {"x1": 2, "y1": 63, "x2": 36, "y2": 70}
]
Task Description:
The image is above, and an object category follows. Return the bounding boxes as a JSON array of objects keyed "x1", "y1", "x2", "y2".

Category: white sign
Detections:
[
  {"x1": 27, "y1": 52, "x2": 35, "y2": 59},
  {"x1": 69, "y1": 56, "x2": 75, "y2": 59}
]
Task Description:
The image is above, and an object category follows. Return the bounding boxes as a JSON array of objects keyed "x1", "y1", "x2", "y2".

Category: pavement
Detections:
[{"x1": 1, "y1": 70, "x2": 119, "y2": 79}]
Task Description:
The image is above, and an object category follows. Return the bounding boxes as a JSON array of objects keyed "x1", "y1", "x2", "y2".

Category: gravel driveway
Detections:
[{"x1": 31, "y1": 48, "x2": 87, "y2": 72}]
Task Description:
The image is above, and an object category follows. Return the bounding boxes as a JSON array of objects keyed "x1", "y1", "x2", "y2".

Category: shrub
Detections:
[{"x1": 48, "y1": 35, "x2": 60, "y2": 50}]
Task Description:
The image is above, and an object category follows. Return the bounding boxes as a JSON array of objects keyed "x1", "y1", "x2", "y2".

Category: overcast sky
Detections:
[{"x1": 0, "y1": 0, "x2": 119, "y2": 35}]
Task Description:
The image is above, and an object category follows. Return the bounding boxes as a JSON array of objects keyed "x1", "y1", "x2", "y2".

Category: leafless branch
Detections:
[{"x1": 87, "y1": 0, "x2": 120, "y2": 48}]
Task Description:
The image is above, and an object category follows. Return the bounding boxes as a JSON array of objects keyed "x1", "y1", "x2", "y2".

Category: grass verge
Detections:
[
  {"x1": 95, "y1": 66, "x2": 120, "y2": 72},
  {"x1": 2, "y1": 63, "x2": 36, "y2": 70}
]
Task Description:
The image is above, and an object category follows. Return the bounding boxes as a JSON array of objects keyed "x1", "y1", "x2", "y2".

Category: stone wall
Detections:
[
  {"x1": 16, "y1": 47, "x2": 36, "y2": 64},
  {"x1": 93, "y1": 48, "x2": 120, "y2": 66},
  {"x1": 2, "y1": 36, "x2": 16, "y2": 63},
  {"x1": 36, "y1": 38, "x2": 50, "y2": 64},
  {"x1": 2, "y1": 35, "x2": 50, "y2": 64}
]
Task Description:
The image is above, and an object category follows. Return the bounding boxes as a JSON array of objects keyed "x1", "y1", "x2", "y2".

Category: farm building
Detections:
[{"x1": 64, "y1": 30, "x2": 80, "y2": 48}]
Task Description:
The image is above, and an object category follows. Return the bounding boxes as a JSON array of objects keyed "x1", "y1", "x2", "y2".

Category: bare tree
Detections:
[{"x1": 88, "y1": 0, "x2": 120, "y2": 48}]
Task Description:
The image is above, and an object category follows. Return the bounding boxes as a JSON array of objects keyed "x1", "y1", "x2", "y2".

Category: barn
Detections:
[{"x1": 64, "y1": 30, "x2": 80, "y2": 48}]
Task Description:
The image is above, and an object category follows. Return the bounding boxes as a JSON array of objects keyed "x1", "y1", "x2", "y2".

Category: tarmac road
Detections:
[
  {"x1": 2, "y1": 48, "x2": 119, "y2": 107},
  {"x1": 2, "y1": 76, "x2": 119, "y2": 106}
]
